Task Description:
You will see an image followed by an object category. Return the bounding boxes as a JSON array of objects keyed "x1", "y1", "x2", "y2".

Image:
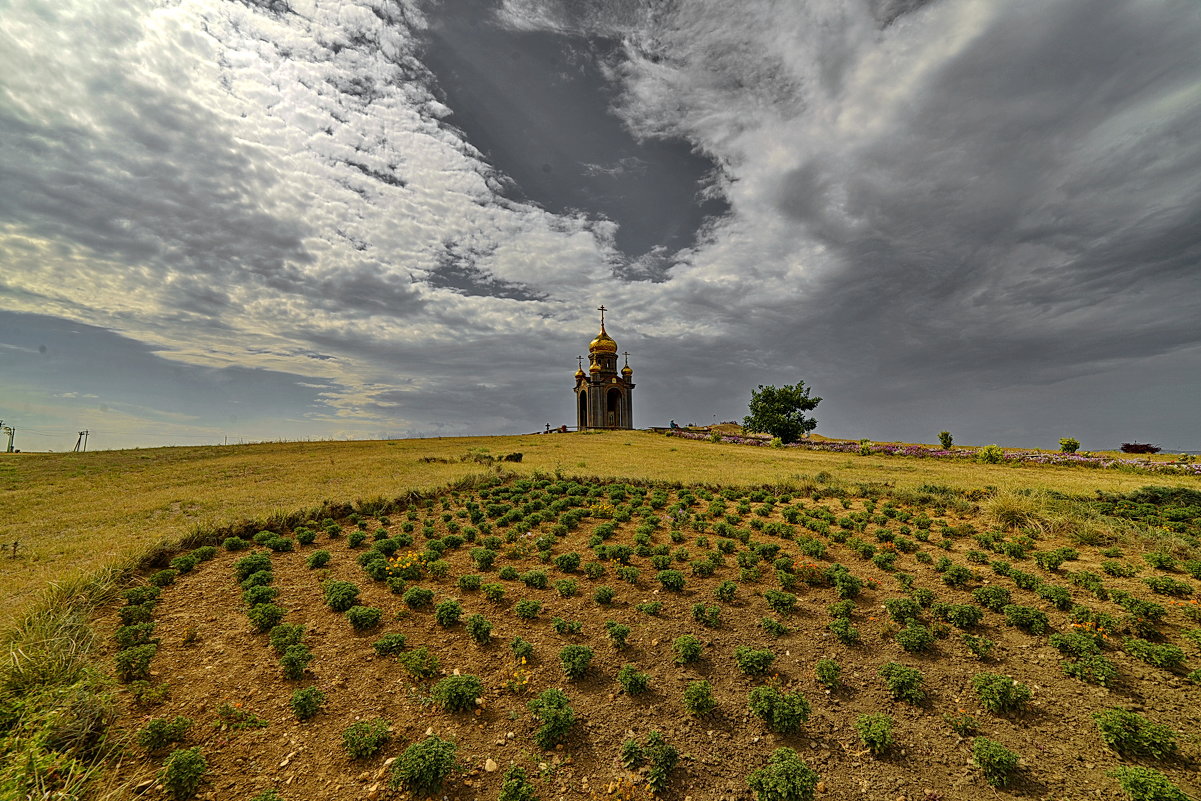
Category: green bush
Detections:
[
  {"x1": 115, "y1": 643, "x2": 157, "y2": 682},
  {"x1": 604, "y1": 620, "x2": 631, "y2": 649},
  {"x1": 306, "y1": 550, "x2": 331, "y2": 569},
  {"x1": 559, "y1": 644, "x2": 594, "y2": 679},
  {"x1": 170, "y1": 554, "x2": 199, "y2": 574},
  {"x1": 399, "y1": 646, "x2": 440, "y2": 679},
  {"x1": 748, "y1": 685, "x2": 811, "y2": 733},
  {"x1": 593, "y1": 585, "x2": 616, "y2": 605},
  {"x1": 620, "y1": 731, "x2": 678, "y2": 794},
  {"x1": 763, "y1": 590, "x2": 798, "y2": 614},
  {"x1": 529, "y1": 688, "x2": 575, "y2": 749},
  {"x1": 510, "y1": 637, "x2": 534, "y2": 662},
  {"x1": 1124, "y1": 638, "x2": 1185, "y2": 669},
  {"x1": 389, "y1": 736, "x2": 457, "y2": 796},
  {"x1": 115, "y1": 622, "x2": 156, "y2": 649},
  {"x1": 498, "y1": 765, "x2": 539, "y2": 801},
  {"x1": 972, "y1": 672, "x2": 1031, "y2": 714},
  {"x1": 137, "y1": 715, "x2": 191, "y2": 753},
  {"x1": 683, "y1": 680, "x2": 717, "y2": 715},
  {"x1": 223, "y1": 536, "x2": 249, "y2": 551},
  {"x1": 1002, "y1": 604, "x2": 1048, "y2": 634},
  {"x1": 514, "y1": 599, "x2": 542, "y2": 620},
  {"x1": 972, "y1": 737, "x2": 1019, "y2": 788},
  {"x1": 1094, "y1": 707, "x2": 1177, "y2": 758},
  {"x1": 345, "y1": 605, "x2": 382, "y2": 630},
  {"x1": 616, "y1": 663, "x2": 651, "y2": 695},
  {"x1": 160, "y1": 747, "x2": 207, "y2": 800},
  {"x1": 465, "y1": 613, "x2": 492, "y2": 645},
  {"x1": 434, "y1": 599, "x2": 463, "y2": 627},
  {"x1": 555, "y1": 578, "x2": 578, "y2": 598},
  {"x1": 673, "y1": 634, "x2": 703, "y2": 665},
  {"x1": 895, "y1": 620, "x2": 935, "y2": 653},
  {"x1": 150, "y1": 569, "x2": 179, "y2": 587},
  {"x1": 931, "y1": 602, "x2": 984, "y2": 629},
  {"x1": 233, "y1": 552, "x2": 272, "y2": 581},
  {"x1": 280, "y1": 644, "x2": 312, "y2": 680},
  {"x1": 656, "y1": 569, "x2": 686, "y2": 591},
  {"x1": 372, "y1": 632, "x2": 408, "y2": 656},
  {"x1": 1062, "y1": 654, "x2": 1118, "y2": 686},
  {"x1": 240, "y1": 570, "x2": 273, "y2": 590},
  {"x1": 551, "y1": 617, "x2": 582, "y2": 635},
  {"x1": 760, "y1": 617, "x2": 789, "y2": 637},
  {"x1": 482, "y1": 582, "x2": 506, "y2": 602},
  {"x1": 827, "y1": 617, "x2": 860, "y2": 644},
  {"x1": 972, "y1": 585, "x2": 1011, "y2": 612},
  {"x1": 691, "y1": 602, "x2": 722, "y2": 627},
  {"x1": 961, "y1": 633, "x2": 996, "y2": 660},
  {"x1": 976, "y1": 444, "x2": 1005, "y2": 464},
  {"x1": 242, "y1": 585, "x2": 278, "y2": 607},
  {"x1": 457, "y1": 573, "x2": 482, "y2": 591},
  {"x1": 431, "y1": 674, "x2": 484, "y2": 712},
  {"x1": 265, "y1": 623, "x2": 302, "y2": 654},
  {"x1": 322, "y1": 579, "x2": 360, "y2": 612},
  {"x1": 342, "y1": 718, "x2": 391, "y2": 758},
  {"x1": 714, "y1": 580, "x2": 737, "y2": 602},
  {"x1": 1059, "y1": 437, "x2": 1080, "y2": 453},
  {"x1": 636, "y1": 601, "x2": 662, "y2": 616},
  {"x1": 1108, "y1": 766, "x2": 1190, "y2": 801},
  {"x1": 883, "y1": 596, "x2": 921, "y2": 624},
  {"x1": 746, "y1": 748, "x2": 819, "y2": 801},
  {"x1": 519, "y1": 569, "x2": 549, "y2": 590},
  {"x1": 734, "y1": 646, "x2": 776, "y2": 675},
  {"x1": 402, "y1": 587, "x2": 434, "y2": 610},
  {"x1": 879, "y1": 662, "x2": 925, "y2": 704},
  {"x1": 814, "y1": 659, "x2": 840, "y2": 690},
  {"x1": 855, "y1": 713, "x2": 893, "y2": 755},
  {"x1": 290, "y1": 686, "x2": 325, "y2": 720}
]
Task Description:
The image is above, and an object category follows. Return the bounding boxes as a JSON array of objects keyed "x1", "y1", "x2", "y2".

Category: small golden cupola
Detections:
[{"x1": 574, "y1": 305, "x2": 635, "y2": 430}]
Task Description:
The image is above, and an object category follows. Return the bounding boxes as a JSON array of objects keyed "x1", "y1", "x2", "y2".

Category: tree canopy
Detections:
[{"x1": 742, "y1": 381, "x2": 821, "y2": 444}]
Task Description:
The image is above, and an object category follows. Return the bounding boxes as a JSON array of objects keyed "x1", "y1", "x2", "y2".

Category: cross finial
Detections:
[
  {"x1": 597, "y1": 305, "x2": 607, "y2": 328},
  {"x1": 623, "y1": 351, "x2": 630, "y2": 366},
  {"x1": 577, "y1": 355, "x2": 584, "y2": 370}
]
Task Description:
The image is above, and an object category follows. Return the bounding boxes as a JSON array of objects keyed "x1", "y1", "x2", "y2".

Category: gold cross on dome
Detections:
[{"x1": 597, "y1": 305, "x2": 607, "y2": 327}]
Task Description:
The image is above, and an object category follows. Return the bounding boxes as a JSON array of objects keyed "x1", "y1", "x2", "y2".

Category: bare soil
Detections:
[{"x1": 100, "y1": 480, "x2": 1201, "y2": 801}]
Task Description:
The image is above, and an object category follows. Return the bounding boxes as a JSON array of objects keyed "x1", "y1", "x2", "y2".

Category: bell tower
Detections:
[{"x1": 574, "y1": 306, "x2": 634, "y2": 430}]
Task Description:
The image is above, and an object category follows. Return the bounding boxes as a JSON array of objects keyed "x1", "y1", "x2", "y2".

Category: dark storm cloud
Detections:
[{"x1": 419, "y1": 0, "x2": 729, "y2": 269}]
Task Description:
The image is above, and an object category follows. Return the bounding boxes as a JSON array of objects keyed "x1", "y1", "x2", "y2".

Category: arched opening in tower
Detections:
[
  {"x1": 578, "y1": 391, "x2": 588, "y2": 427},
  {"x1": 606, "y1": 387, "x2": 622, "y2": 428}
]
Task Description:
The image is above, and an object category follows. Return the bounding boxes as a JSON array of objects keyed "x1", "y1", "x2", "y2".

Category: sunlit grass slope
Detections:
[{"x1": 2, "y1": 430, "x2": 1197, "y2": 625}]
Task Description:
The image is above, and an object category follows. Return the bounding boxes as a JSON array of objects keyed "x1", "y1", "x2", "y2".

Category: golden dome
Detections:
[
  {"x1": 589, "y1": 325, "x2": 617, "y2": 354},
  {"x1": 589, "y1": 361, "x2": 601, "y2": 372},
  {"x1": 621, "y1": 364, "x2": 633, "y2": 375},
  {"x1": 574, "y1": 368, "x2": 585, "y2": 379}
]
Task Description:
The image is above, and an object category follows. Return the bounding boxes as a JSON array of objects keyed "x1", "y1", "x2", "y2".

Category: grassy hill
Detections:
[{"x1": 1, "y1": 433, "x2": 1199, "y2": 801}]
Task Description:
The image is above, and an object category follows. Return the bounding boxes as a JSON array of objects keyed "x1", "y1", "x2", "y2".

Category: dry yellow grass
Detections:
[{"x1": 1, "y1": 430, "x2": 1196, "y2": 626}]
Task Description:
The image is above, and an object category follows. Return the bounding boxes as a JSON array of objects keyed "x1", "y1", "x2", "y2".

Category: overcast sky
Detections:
[{"x1": 2, "y1": 0, "x2": 1199, "y2": 452}]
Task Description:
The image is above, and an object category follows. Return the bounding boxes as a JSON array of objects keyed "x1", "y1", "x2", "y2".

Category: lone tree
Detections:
[{"x1": 743, "y1": 381, "x2": 821, "y2": 444}]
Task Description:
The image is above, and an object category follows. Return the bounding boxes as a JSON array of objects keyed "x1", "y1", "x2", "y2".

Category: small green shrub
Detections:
[
  {"x1": 242, "y1": 585, "x2": 278, "y2": 607},
  {"x1": 691, "y1": 602, "x2": 722, "y2": 627},
  {"x1": 879, "y1": 662, "x2": 925, "y2": 704},
  {"x1": 434, "y1": 599, "x2": 463, "y2": 627},
  {"x1": 604, "y1": 620, "x2": 631, "y2": 649},
  {"x1": 944, "y1": 711, "x2": 979, "y2": 735},
  {"x1": 306, "y1": 550, "x2": 331, "y2": 569},
  {"x1": 322, "y1": 579, "x2": 360, "y2": 612},
  {"x1": 593, "y1": 585, "x2": 615, "y2": 605},
  {"x1": 137, "y1": 715, "x2": 192, "y2": 753},
  {"x1": 529, "y1": 688, "x2": 575, "y2": 749},
  {"x1": 279, "y1": 644, "x2": 312, "y2": 680},
  {"x1": 972, "y1": 672, "x2": 1031, "y2": 714},
  {"x1": 763, "y1": 590, "x2": 798, "y2": 614},
  {"x1": 115, "y1": 643, "x2": 157, "y2": 682},
  {"x1": 616, "y1": 663, "x2": 651, "y2": 695},
  {"x1": 656, "y1": 569, "x2": 686, "y2": 591},
  {"x1": 115, "y1": 622, "x2": 156, "y2": 649},
  {"x1": 972, "y1": 585, "x2": 1011, "y2": 612},
  {"x1": 399, "y1": 646, "x2": 440, "y2": 679},
  {"x1": 748, "y1": 685, "x2": 810, "y2": 733},
  {"x1": 746, "y1": 748, "x2": 819, "y2": 801},
  {"x1": 1124, "y1": 638, "x2": 1185, "y2": 669},
  {"x1": 223, "y1": 536, "x2": 249, "y2": 551},
  {"x1": 1143, "y1": 551, "x2": 1177, "y2": 571},
  {"x1": 372, "y1": 632, "x2": 408, "y2": 656},
  {"x1": 931, "y1": 602, "x2": 984, "y2": 629},
  {"x1": 620, "y1": 731, "x2": 678, "y2": 794},
  {"x1": 234, "y1": 552, "x2": 272, "y2": 581},
  {"x1": 170, "y1": 554, "x2": 199, "y2": 574},
  {"x1": 1062, "y1": 654, "x2": 1118, "y2": 686},
  {"x1": 514, "y1": 599, "x2": 542, "y2": 620},
  {"x1": 683, "y1": 680, "x2": 717, "y2": 715},
  {"x1": 760, "y1": 617, "x2": 789, "y2": 637},
  {"x1": 150, "y1": 569, "x2": 179, "y2": 587},
  {"x1": 1094, "y1": 707, "x2": 1177, "y2": 758},
  {"x1": 972, "y1": 737, "x2": 1019, "y2": 788},
  {"x1": 714, "y1": 580, "x2": 737, "y2": 602},
  {"x1": 431, "y1": 674, "x2": 484, "y2": 712},
  {"x1": 498, "y1": 765, "x2": 539, "y2": 801},
  {"x1": 673, "y1": 634, "x2": 703, "y2": 665},
  {"x1": 389, "y1": 736, "x2": 457, "y2": 796},
  {"x1": 1002, "y1": 604, "x2": 1048, "y2": 634},
  {"x1": 342, "y1": 718, "x2": 391, "y2": 758},
  {"x1": 482, "y1": 582, "x2": 506, "y2": 602},
  {"x1": 854, "y1": 713, "x2": 893, "y2": 755},
  {"x1": 239, "y1": 570, "x2": 273, "y2": 591},
  {"x1": 465, "y1": 613, "x2": 492, "y2": 645},
  {"x1": 895, "y1": 620, "x2": 935, "y2": 653},
  {"x1": 734, "y1": 646, "x2": 776, "y2": 676},
  {"x1": 559, "y1": 644, "x2": 593, "y2": 679},
  {"x1": 961, "y1": 633, "x2": 996, "y2": 660},
  {"x1": 635, "y1": 601, "x2": 662, "y2": 616},
  {"x1": 160, "y1": 747, "x2": 207, "y2": 800},
  {"x1": 457, "y1": 573, "x2": 482, "y2": 591},
  {"x1": 1108, "y1": 766, "x2": 1190, "y2": 801},
  {"x1": 555, "y1": 578, "x2": 578, "y2": 598},
  {"x1": 345, "y1": 605, "x2": 382, "y2": 630},
  {"x1": 510, "y1": 637, "x2": 534, "y2": 662},
  {"x1": 290, "y1": 686, "x2": 325, "y2": 720},
  {"x1": 814, "y1": 659, "x2": 840, "y2": 690},
  {"x1": 403, "y1": 587, "x2": 434, "y2": 610}
]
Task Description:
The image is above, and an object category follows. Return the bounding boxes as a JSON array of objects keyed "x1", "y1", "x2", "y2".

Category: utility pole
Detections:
[
  {"x1": 73, "y1": 430, "x2": 89, "y2": 452},
  {"x1": 2, "y1": 426, "x2": 14, "y2": 453}
]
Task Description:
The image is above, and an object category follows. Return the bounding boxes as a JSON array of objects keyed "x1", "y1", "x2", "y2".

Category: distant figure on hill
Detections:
[{"x1": 670, "y1": 420, "x2": 678, "y2": 429}]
